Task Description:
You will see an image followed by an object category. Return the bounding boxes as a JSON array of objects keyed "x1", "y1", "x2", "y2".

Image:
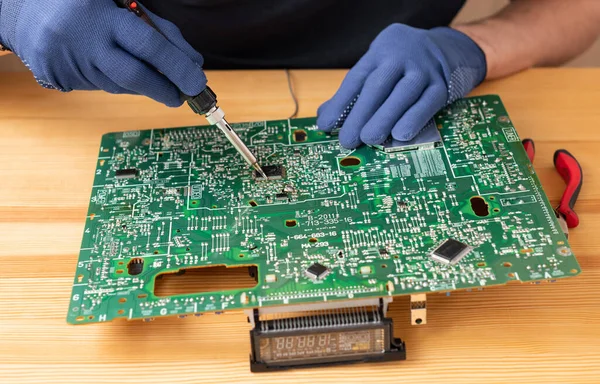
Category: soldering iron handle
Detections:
[
  {"x1": 185, "y1": 87, "x2": 218, "y2": 115},
  {"x1": 112, "y1": 0, "x2": 168, "y2": 40},
  {"x1": 113, "y1": 0, "x2": 215, "y2": 107}
]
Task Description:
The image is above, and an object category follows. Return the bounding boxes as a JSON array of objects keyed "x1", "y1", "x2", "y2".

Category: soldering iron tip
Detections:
[{"x1": 253, "y1": 163, "x2": 268, "y2": 180}]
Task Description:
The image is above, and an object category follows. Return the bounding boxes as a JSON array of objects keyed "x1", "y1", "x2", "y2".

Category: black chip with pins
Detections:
[
  {"x1": 115, "y1": 168, "x2": 138, "y2": 179},
  {"x1": 305, "y1": 263, "x2": 330, "y2": 280},
  {"x1": 253, "y1": 165, "x2": 285, "y2": 180},
  {"x1": 430, "y1": 238, "x2": 473, "y2": 265},
  {"x1": 127, "y1": 258, "x2": 144, "y2": 275},
  {"x1": 293, "y1": 130, "x2": 307, "y2": 142}
]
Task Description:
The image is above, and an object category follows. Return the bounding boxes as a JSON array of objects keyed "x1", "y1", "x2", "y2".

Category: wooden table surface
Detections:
[{"x1": 1, "y1": 69, "x2": 599, "y2": 383}]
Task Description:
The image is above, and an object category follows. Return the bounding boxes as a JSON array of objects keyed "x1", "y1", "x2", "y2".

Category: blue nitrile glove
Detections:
[
  {"x1": 317, "y1": 24, "x2": 487, "y2": 148},
  {"x1": 0, "y1": 0, "x2": 205, "y2": 106}
]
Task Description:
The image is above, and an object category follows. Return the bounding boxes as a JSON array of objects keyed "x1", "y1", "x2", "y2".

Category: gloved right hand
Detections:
[{"x1": 0, "y1": 0, "x2": 206, "y2": 106}]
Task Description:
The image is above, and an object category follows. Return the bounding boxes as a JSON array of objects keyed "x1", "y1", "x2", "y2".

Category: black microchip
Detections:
[
  {"x1": 254, "y1": 165, "x2": 285, "y2": 180},
  {"x1": 430, "y1": 239, "x2": 472, "y2": 265},
  {"x1": 379, "y1": 248, "x2": 389, "y2": 256},
  {"x1": 115, "y1": 168, "x2": 138, "y2": 179},
  {"x1": 293, "y1": 130, "x2": 307, "y2": 142},
  {"x1": 305, "y1": 263, "x2": 330, "y2": 280},
  {"x1": 127, "y1": 258, "x2": 144, "y2": 275},
  {"x1": 275, "y1": 193, "x2": 288, "y2": 200}
]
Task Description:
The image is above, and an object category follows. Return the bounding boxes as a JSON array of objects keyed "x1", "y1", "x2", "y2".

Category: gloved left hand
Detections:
[{"x1": 317, "y1": 24, "x2": 487, "y2": 148}]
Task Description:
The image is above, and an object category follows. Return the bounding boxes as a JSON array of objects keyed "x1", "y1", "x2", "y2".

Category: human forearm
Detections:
[{"x1": 454, "y1": 0, "x2": 600, "y2": 79}]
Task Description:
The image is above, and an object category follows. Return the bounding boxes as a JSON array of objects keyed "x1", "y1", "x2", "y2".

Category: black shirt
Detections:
[{"x1": 143, "y1": 0, "x2": 466, "y2": 69}]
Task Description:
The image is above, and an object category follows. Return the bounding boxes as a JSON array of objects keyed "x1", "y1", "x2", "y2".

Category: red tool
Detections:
[{"x1": 522, "y1": 139, "x2": 583, "y2": 237}]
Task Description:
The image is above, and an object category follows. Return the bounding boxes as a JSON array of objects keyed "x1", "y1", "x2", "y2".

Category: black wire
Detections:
[{"x1": 285, "y1": 69, "x2": 299, "y2": 119}]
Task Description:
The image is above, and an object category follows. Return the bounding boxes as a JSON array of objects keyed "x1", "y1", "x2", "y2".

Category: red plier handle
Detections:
[
  {"x1": 522, "y1": 138, "x2": 535, "y2": 163},
  {"x1": 522, "y1": 139, "x2": 582, "y2": 230},
  {"x1": 554, "y1": 149, "x2": 583, "y2": 228}
]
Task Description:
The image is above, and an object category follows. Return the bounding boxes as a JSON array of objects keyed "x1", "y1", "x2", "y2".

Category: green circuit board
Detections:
[{"x1": 68, "y1": 95, "x2": 580, "y2": 324}]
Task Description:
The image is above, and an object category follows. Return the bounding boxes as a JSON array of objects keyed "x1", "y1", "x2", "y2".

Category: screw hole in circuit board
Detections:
[
  {"x1": 470, "y1": 196, "x2": 490, "y2": 217},
  {"x1": 339, "y1": 156, "x2": 361, "y2": 167}
]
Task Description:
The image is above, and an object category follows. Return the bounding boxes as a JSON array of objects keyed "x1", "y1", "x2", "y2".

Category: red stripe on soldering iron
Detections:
[{"x1": 554, "y1": 149, "x2": 582, "y2": 228}]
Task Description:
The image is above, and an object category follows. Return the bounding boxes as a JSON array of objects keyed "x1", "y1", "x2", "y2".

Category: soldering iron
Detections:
[{"x1": 113, "y1": 0, "x2": 268, "y2": 179}]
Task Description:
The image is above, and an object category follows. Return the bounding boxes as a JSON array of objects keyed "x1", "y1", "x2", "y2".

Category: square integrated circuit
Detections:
[
  {"x1": 253, "y1": 165, "x2": 285, "y2": 180},
  {"x1": 305, "y1": 263, "x2": 330, "y2": 281},
  {"x1": 430, "y1": 239, "x2": 473, "y2": 265}
]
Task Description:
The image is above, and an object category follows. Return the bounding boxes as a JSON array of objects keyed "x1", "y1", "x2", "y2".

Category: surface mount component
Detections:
[
  {"x1": 115, "y1": 168, "x2": 138, "y2": 179},
  {"x1": 253, "y1": 165, "x2": 285, "y2": 180},
  {"x1": 275, "y1": 193, "x2": 288, "y2": 200},
  {"x1": 305, "y1": 263, "x2": 330, "y2": 281},
  {"x1": 371, "y1": 119, "x2": 442, "y2": 153},
  {"x1": 68, "y1": 95, "x2": 580, "y2": 327},
  {"x1": 430, "y1": 238, "x2": 473, "y2": 265}
]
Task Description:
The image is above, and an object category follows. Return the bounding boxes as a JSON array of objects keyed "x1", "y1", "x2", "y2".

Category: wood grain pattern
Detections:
[{"x1": 1, "y1": 69, "x2": 599, "y2": 383}]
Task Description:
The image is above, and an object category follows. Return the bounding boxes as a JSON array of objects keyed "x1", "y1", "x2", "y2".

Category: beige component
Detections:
[
  {"x1": 265, "y1": 274, "x2": 277, "y2": 283},
  {"x1": 410, "y1": 294, "x2": 427, "y2": 325}
]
